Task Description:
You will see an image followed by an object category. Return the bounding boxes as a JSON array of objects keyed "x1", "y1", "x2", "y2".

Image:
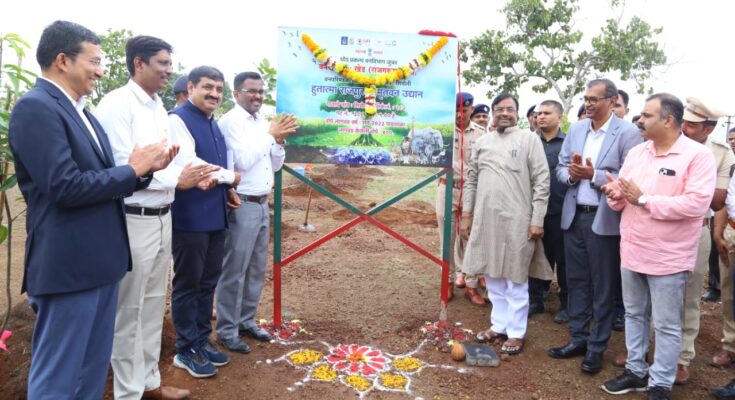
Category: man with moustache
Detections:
[
  {"x1": 215, "y1": 71, "x2": 297, "y2": 351},
  {"x1": 168, "y1": 66, "x2": 242, "y2": 378},
  {"x1": 529, "y1": 100, "x2": 569, "y2": 322},
  {"x1": 9, "y1": 21, "x2": 174, "y2": 398},
  {"x1": 548, "y1": 79, "x2": 642, "y2": 374},
  {"x1": 96, "y1": 36, "x2": 219, "y2": 399},
  {"x1": 470, "y1": 104, "x2": 490, "y2": 130},
  {"x1": 461, "y1": 92, "x2": 549, "y2": 354},
  {"x1": 600, "y1": 93, "x2": 715, "y2": 400},
  {"x1": 674, "y1": 98, "x2": 733, "y2": 384},
  {"x1": 436, "y1": 93, "x2": 486, "y2": 305}
]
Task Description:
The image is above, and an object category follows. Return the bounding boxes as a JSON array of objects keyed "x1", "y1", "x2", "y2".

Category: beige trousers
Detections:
[
  {"x1": 678, "y1": 225, "x2": 710, "y2": 365},
  {"x1": 111, "y1": 213, "x2": 172, "y2": 399},
  {"x1": 434, "y1": 183, "x2": 479, "y2": 287},
  {"x1": 721, "y1": 225, "x2": 735, "y2": 353}
]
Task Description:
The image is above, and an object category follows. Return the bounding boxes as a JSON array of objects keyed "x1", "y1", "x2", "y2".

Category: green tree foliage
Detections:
[
  {"x1": 256, "y1": 58, "x2": 277, "y2": 107},
  {"x1": 1, "y1": 33, "x2": 36, "y2": 333},
  {"x1": 95, "y1": 29, "x2": 196, "y2": 112},
  {"x1": 461, "y1": 0, "x2": 667, "y2": 116},
  {"x1": 0, "y1": 33, "x2": 36, "y2": 215},
  {"x1": 93, "y1": 28, "x2": 134, "y2": 106}
]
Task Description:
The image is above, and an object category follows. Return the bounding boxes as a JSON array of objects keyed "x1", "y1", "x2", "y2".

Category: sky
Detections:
[{"x1": 2, "y1": 0, "x2": 734, "y2": 139}]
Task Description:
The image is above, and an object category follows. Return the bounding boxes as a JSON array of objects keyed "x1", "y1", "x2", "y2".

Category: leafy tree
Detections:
[
  {"x1": 461, "y1": 0, "x2": 667, "y2": 116},
  {"x1": 256, "y1": 58, "x2": 277, "y2": 107},
  {"x1": 160, "y1": 63, "x2": 186, "y2": 111},
  {"x1": 93, "y1": 28, "x2": 134, "y2": 105},
  {"x1": 95, "y1": 30, "x2": 198, "y2": 113},
  {"x1": 0, "y1": 32, "x2": 36, "y2": 338}
]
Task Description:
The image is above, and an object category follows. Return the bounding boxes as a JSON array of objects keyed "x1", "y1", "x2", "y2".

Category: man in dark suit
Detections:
[
  {"x1": 9, "y1": 20, "x2": 174, "y2": 399},
  {"x1": 547, "y1": 78, "x2": 642, "y2": 374}
]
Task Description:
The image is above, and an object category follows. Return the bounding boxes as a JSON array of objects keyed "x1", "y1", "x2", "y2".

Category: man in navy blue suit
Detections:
[{"x1": 9, "y1": 20, "x2": 175, "y2": 399}]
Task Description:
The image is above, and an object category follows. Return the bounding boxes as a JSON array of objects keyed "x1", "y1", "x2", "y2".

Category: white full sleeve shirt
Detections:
[
  {"x1": 218, "y1": 105, "x2": 285, "y2": 196},
  {"x1": 167, "y1": 101, "x2": 236, "y2": 185},
  {"x1": 94, "y1": 80, "x2": 181, "y2": 207}
]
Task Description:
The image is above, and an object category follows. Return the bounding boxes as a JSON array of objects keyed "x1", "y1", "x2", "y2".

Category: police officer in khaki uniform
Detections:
[
  {"x1": 712, "y1": 148, "x2": 735, "y2": 398},
  {"x1": 470, "y1": 104, "x2": 490, "y2": 131},
  {"x1": 676, "y1": 97, "x2": 734, "y2": 384},
  {"x1": 436, "y1": 92, "x2": 486, "y2": 305}
]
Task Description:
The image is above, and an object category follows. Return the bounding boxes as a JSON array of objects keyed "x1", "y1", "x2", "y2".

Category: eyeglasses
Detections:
[
  {"x1": 581, "y1": 95, "x2": 613, "y2": 105},
  {"x1": 77, "y1": 56, "x2": 102, "y2": 69},
  {"x1": 238, "y1": 89, "x2": 265, "y2": 95},
  {"x1": 493, "y1": 107, "x2": 517, "y2": 114}
]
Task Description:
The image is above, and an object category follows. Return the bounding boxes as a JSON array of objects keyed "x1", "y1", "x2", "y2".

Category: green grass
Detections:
[{"x1": 361, "y1": 166, "x2": 438, "y2": 204}]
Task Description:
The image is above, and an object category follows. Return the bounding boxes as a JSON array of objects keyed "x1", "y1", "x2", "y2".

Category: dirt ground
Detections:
[{"x1": 0, "y1": 165, "x2": 733, "y2": 399}]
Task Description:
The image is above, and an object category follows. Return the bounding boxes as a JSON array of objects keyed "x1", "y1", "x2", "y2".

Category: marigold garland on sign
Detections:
[{"x1": 301, "y1": 33, "x2": 449, "y2": 115}]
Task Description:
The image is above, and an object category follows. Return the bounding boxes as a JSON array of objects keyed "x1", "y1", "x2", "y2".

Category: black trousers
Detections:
[
  {"x1": 171, "y1": 229, "x2": 226, "y2": 353},
  {"x1": 564, "y1": 211, "x2": 620, "y2": 353},
  {"x1": 529, "y1": 214, "x2": 567, "y2": 308}
]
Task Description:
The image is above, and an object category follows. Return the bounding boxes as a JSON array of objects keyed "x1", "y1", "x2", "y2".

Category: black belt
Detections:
[
  {"x1": 576, "y1": 205, "x2": 598, "y2": 213},
  {"x1": 125, "y1": 205, "x2": 170, "y2": 216},
  {"x1": 238, "y1": 194, "x2": 268, "y2": 204}
]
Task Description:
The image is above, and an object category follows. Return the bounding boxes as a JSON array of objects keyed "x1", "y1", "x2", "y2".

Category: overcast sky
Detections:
[{"x1": 2, "y1": 0, "x2": 734, "y2": 139}]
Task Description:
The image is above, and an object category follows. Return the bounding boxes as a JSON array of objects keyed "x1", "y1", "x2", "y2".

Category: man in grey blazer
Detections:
[{"x1": 547, "y1": 78, "x2": 642, "y2": 374}]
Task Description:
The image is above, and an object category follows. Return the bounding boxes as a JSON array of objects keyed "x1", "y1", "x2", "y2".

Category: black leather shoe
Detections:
[
  {"x1": 613, "y1": 314, "x2": 625, "y2": 332},
  {"x1": 548, "y1": 342, "x2": 587, "y2": 359},
  {"x1": 217, "y1": 337, "x2": 251, "y2": 353},
  {"x1": 581, "y1": 350, "x2": 603, "y2": 374},
  {"x1": 702, "y1": 289, "x2": 722, "y2": 303},
  {"x1": 239, "y1": 327, "x2": 273, "y2": 342},
  {"x1": 712, "y1": 378, "x2": 735, "y2": 399}
]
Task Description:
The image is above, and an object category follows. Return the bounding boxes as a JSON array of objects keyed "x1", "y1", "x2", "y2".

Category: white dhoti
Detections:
[{"x1": 485, "y1": 275, "x2": 529, "y2": 338}]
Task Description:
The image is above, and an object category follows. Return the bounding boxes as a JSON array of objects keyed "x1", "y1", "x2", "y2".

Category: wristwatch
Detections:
[{"x1": 637, "y1": 194, "x2": 648, "y2": 207}]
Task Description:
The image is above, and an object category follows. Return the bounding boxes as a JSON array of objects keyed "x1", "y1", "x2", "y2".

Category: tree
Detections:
[
  {"x1": 256, "y1": 58, "x2": 277, "y2": 107},
  {"x1": 0, "y1": 32, "x2": 36, "y2": 343},
  {"x1": 460, "y1": 0, "x2": 667, "y2": 116},
  {"x1": 94, "y1": 28, "x2": 134, "y2": 105}
]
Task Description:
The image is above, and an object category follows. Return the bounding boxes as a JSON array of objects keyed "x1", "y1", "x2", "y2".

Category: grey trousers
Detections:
[
  {"x1": 216, "y1": 201, "x2": 270, "y2": 341},
  {"x1": 622, "y1": 268, "x2": 687, "y2": 390}
]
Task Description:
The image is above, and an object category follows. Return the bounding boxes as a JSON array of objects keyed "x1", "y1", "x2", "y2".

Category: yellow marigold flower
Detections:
[
  {"x1": 311, "y1": 364, "x2": 338, "y2": 381},
  {"x1": 288, "y1": 349, "x2": 324, "y2": 366},
  {"x1": 400, "y1": 66, "x2": 412, "y2": 79},
  {"x1": 335, "y1": 63, "x2": 346, "y2": 73},
  {"x1": 344, "y1": 375, "x2": 372, "y2": 392},
  {"x1": 380, "y1": 373, "x2": 408, "y2": 390},
  {"x1": 392, "y1": 357, "x2": 424, "y2": 372},
  {"x1": 301, "y1": 34, "x2": 320, "y2": 52}
]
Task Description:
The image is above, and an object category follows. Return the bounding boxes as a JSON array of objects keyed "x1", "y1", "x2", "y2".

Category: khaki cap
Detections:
[{"x1": 683, "y1": 97, "x2": 725, "y2": 123}]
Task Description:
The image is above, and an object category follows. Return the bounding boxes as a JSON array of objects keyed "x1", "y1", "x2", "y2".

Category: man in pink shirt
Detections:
[{"x1": 599, "y1": 93, "x2": 716, "y2": 400}]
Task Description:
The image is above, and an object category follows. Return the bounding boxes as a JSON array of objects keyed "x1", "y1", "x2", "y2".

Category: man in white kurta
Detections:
[{"x1": 461, "y1": 93, "x2": 550, "y2": 352}]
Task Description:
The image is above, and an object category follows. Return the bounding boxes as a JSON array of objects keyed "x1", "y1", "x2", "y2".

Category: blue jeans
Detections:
[{"x1": 622, "y1": 268, "x2": 687, "y2": 389}]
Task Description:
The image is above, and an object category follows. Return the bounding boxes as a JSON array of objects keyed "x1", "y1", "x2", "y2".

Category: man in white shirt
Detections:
[
  {"x1": 216, "y1": 72, "x2": 297, "y2": 351},
  {"x1": 95, "y1": 36, "x2": 216, "y2": 400}
]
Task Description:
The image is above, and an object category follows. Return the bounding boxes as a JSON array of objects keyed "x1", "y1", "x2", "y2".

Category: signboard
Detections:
[{"x1": 276, "y1": 27, "x2": 458, "y2": 167}]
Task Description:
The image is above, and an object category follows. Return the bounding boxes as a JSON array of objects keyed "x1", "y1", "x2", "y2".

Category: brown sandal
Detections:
[
  {"x1": 475, "y1": 329, "x2": 507, "y2": 343},
  {"x1": 501, "y1": 338, "x2": 525, "y2": 355}
]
